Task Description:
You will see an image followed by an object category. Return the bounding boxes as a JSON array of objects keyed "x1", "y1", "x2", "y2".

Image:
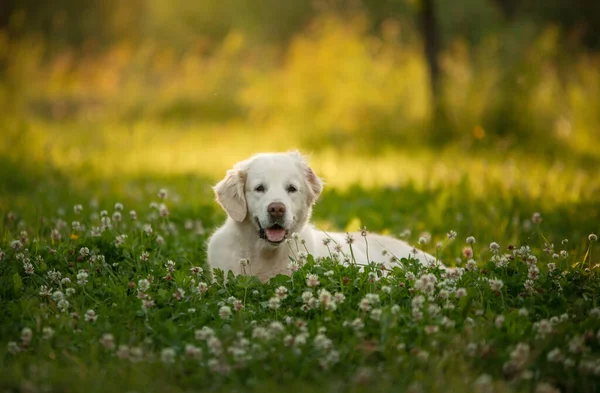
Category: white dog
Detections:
[{"x1": 207, "y1": 151, "x2": 437, "y2": 281}]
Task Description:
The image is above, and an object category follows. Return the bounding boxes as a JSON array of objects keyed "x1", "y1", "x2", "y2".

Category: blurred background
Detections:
[{"x1": 0, "y1": 0, "x2": 598, "y2": 247}]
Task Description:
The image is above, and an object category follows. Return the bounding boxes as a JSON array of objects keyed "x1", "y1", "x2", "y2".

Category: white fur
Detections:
[{"x1": 208, "y1": 151, "x2": 439, "y2": 282}]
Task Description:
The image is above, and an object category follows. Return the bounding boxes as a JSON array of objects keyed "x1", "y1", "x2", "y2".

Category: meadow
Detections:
[{"x1": 1, "y1": 14, "x2": 600, "y2": 393}]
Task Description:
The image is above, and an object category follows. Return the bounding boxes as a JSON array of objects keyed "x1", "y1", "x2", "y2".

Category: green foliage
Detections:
[{"x1": 0, "y1": 171, "x2": 599, "y2": 392}]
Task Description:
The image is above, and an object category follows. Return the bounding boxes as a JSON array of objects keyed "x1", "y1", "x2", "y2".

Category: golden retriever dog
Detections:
[{"x1": 207, "y1": 151, "x2": 437, "y2": 281}]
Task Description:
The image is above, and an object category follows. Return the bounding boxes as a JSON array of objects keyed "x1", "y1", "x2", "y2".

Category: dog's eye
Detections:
[
  {"x1": 286, "y1": 185, "x2": 298, "y2": 193},
  {"x1": 255, "y1": 185, "x2": 265, "y2": 192}
]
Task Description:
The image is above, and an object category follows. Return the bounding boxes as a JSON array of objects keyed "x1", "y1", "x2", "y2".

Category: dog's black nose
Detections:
[{"x1": 267, "y1": 202, "x2": 286, "y2": 218}]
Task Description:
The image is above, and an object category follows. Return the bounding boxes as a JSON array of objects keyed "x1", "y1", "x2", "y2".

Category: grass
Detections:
[
  {"x1": 1, "y1": 122, "x2": 599, "y2": 392},
  {"x1": 1, "y1": 14, "x2": 600, "y2": 391}
]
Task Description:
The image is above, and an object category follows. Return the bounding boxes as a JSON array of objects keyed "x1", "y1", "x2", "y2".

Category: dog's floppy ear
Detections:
[
  {"x1": 214, "y1": 161, "x2": 249, "y2": 222},
  {"x1": 289, "y1": 150, "x2": 324, "y2": 205}
]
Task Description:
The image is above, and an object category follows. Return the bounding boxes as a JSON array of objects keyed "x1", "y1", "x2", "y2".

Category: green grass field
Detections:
[
  {"x1": 1, "y1": 119, "x2": 599, "y2": 393},
  {"x1": 1, "y1": 16, "x2": 600, "y2": 390}
]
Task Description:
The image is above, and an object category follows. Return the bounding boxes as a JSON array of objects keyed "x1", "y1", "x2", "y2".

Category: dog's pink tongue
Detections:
[{"x1": 265, "y1": 228, "x2": 286, "y2": 242}]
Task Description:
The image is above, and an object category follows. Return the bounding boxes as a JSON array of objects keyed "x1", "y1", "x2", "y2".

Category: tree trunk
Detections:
[{"x1": 420, "y1": 0, "x2": 441, "y2": 111}]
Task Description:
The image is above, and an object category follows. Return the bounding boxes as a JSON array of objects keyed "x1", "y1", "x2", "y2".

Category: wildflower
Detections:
[
  {"x1": 462, "y1": 247, "x2": 473, "y2": 259},
  {"x1": 488, "y1": 279, "x2": 504, "y2": 292},
  {"x1": 190, "y1": 266, "x2": 203, "y2": 276},
  {"x1": 370, "y1": 308, "x2": 382, "y2": 321},
  {"x1": 333, "y1": 292, "x2": 345, "y2": 304},
  {"x1": 158, "y1": 188, "x2": 168, "y2": 200},
  {"x1": 74, "y1": 204, "x2": 83, "y2": 214},
  {"x1": 138, "y1": 251, "x2": 150, "y2": 262},
  {"x1": 318, "y1": 289, "x2": 333, "y2": 308},
  {"x1": 156, "y1": 235, "x2": 165, "y2": 245},
  {"x1": 197, "y1": 282, "x2": 208, "y2": 294},
  {"x1": 447, "y1": 230, "x2": 457, "y2": 240},
  {"x1": 466, "y1": 259, "x2": 477, "y2": 271},
  {"x1": 560, "y1": 250, "x2": 567, "y2": 258},
  {"x1": 114, "y1": 234, "x2": 127, "y2": 247},
  {"x1": 360, "y1": 226, "x2": 368, "y2": 237},
  {"x1": 219, "y1": 306, "x2": 232, "y2": 319},
  {"x1": 7, "y1": 341, "x2": 20, "y2": 354},
  {"x1": 381, "y1": 285, "x2": 392, "y2": 294},
  {"x1": 268, "y1": 297, "x2": 281, "y2": 310},
  {"x1": 518, "y1": 308, "x2": 529, "y2": 317},
  {"x1": 165, "y1": 260, "x2": 176, "y2": 272},
  {"x1": 99, "y1": 333, "x2": 115, "y2": 350},
  {"x1": 568, "y1": 335, "x2": 585, "y2": 354},
  {"x1": 159, "y1": 203, "x2": 169, "y2": 217},
  {"x1": 185, "y1": 344, "x2": 202, "y2": 359},
  {"x1": 345, "y1": 233, "x2": 354, "y2": 244},
  {"x1": 85, "y1": 309, "x2": 97, "y2": 322},
  {"x1": 455, "y1": 288, "x2": 467, "y2": 298},
  {"x1": 590, "y1": 234, "x2": 598, "y2": 242},
  {"x1": 306, "y1": 273, "x2": 320, "y2": 287},
  {"x1": 76, "y1": 270, "x2": 89, "y2": 286},
  {"x1": 495, "y1": 315, "x2": 505, "y2": 328},
  {"x1": 418, "y1": 237, "x2": 427, "y2": 245},
  {"x1": 11, "y1": 240, "x2": 22, "y2": 250},
  {"x1": 466, "y1": 236, "x2": 476, "y2": 244},
  {"x1": 535, "y1": 319, "x2": 553, "y2": 336},
  {"x1": 288, "y1": 261, "x2": 300, "y2": 272},
  {"x1": 137, "y1": 279, "x2": 150, "y2": 292},
  {"x1": 57, "y1": 299, "x2": 70, "y2": 312},
  {"x1": 66, "y1": 288, "x2": 76, "y2": 297},
  {"x1": 489, "y1": 242, "x2": 500, "y2": 253},
  {"x1": 129, "y1": 210, "x2": 137, "y2": 220},
  {"x1": 547, "y1": 263, "x2": 556, "y2": 272},
  {"x1": 23, "y1": 262, "x2": 34, "y2": 275},
  {"x1": 424, "y1": 325, "x2": 439, "y2": 334},
  {"x1": 173, "y1": 288, "x2": 185, "y2": 301},
  {"x1": 21, "y1": 327, "x2": 33, "y2": 345},
  {"x1": 275, "y1": 286, "x2": 288, "y2": 299},
  {"x1": 161, "y1": 348, "x2": 176, "y2": 364},
  {"x1": 528, "y1": 266, "x2": 540, "y2": 280},
  {"x1": 143, "y1": 224, "x2": 153, "y2": 235},
  {"x1": 474, "y1": 374, "x2": 493, "y2": 393},
  {"x1": 52, "y1": 290, "x2": 65, "y2": 302},
  {"x1": 42, "y1": 327, "x2": 54, "y2": 340},
  {"x1": 547, "y1": 348, "x2": 563, "y2": 363},
  {"x1": 532, "y1": 212, "x2": 542, "y2": 224}
]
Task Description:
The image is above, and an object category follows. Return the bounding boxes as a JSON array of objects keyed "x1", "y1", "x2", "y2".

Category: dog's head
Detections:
[{"x1": 214, "y1": 151, "x2": 323, "y2": 245}]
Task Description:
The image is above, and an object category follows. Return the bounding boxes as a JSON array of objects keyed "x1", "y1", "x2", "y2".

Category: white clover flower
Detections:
[
  {"x1": 532, "y1": 212, "x2": 542, "y2": 224},
  {"x1": 112, "y1": 211, "x2": 122, "y2": 222},
  {"x1": 275, "y1": 286, "x2": 288, "y2": 299},
  {"x1": 85, "y1": 309, "x2": 97, "y2": 322},
  {"x1": 158, "y1": 188, "x2": 168, "y2": 200},
  {"x1": 23, "y1": 262, "x2": 34, "y2": 275},
  {"x1": 306, "y1": 273, "x2": 320, "y2": 288},
  {"x1": 466, "y1": 236, "x2": 476, "y2": 244},
  {"x1": 76, "y1": 269, "x2": 89, "y2": 286},
  {"x1": 287, "y1": 261, "x2": 300, "y2": 272},
  {"x1": 161, "y1": 347, "x2": 176, "y2": 364},
  {"x1": 488, "y1": 279, "x2": 504, "y2": 292},
  {"x1": 138, "y1": 279, "x2": 150, "y2": 292},
  {"x1": 268, "y1": 297, "x2": 281, "y2": 310},
  {"x1": 495, "y1": 315, "x2": 505, "y2": 328},
  {"x1": 219, "y1": 306, "x2": 232, "y2": 319},
  {"x1": 447, "y1": 230, "x2": 457, "y2": 240},
  {"x1": 57, "y1": 299, "x2": 70, "y2": 312},
  {"x1": 42, "y1": 327, "x2": 54, "y2": 340},
  {"x1": 52, "y1": 290, "x2": 65, "y2": 302},
  {"x1": 589, "y1": 233, "x2": 598, "y2": 242},
  {"x1": 11, "y1": 240, "x2": 22, "y2": 250},
  {"x1": 370, "y1": 308, "x2": 382, "y2": 321},
  {"x1": 159, "y1": 203, "x2": 169, "y2": 217},
  {"x1": 518, "y1": 308, "x2": 529, "y2": 317},
  {"x1": 65, "y1": 288, "x2": 76, "y2": 297},
  {"x1": 99, "y1": 333, "x2": 115, "y2": 349},
  {"x1": 455, "y1": 288, "x2": 467, "y2": 298},
  {"x1": 74, "y1": 204, "x2": 83, "y2": 214}
]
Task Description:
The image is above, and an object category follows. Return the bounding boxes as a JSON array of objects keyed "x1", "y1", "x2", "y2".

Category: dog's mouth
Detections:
[{"x1": 256, "y1": 218, "x2": 288, "y2": 244}]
